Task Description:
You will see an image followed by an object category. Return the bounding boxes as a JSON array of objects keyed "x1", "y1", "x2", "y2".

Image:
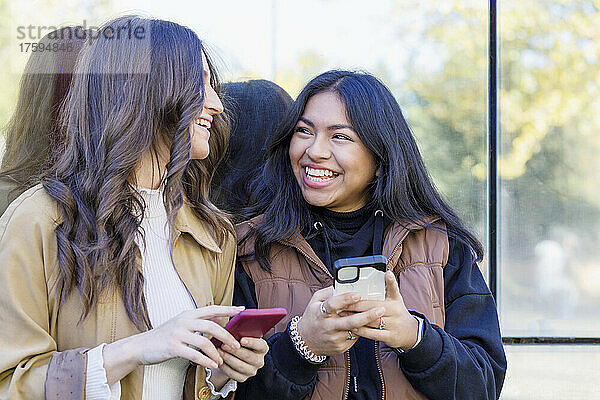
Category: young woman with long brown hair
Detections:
[{"x1": 0, "y1": 16, "x2": 267, "y2": 400}]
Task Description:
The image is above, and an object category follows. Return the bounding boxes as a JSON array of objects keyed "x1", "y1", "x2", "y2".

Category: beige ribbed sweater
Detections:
[{"x1": 86, "y1": 186, "x2": 195, "y2": 399}]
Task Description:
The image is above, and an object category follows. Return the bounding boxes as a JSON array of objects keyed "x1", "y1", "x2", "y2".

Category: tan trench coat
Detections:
[{"x1": 0, "y1": 185, "x2": 236, "y2": 400}]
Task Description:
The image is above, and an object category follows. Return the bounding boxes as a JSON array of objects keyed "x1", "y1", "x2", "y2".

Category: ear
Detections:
[{"x1": 375, "y1": 166, "x2": 380, "y2": 177}]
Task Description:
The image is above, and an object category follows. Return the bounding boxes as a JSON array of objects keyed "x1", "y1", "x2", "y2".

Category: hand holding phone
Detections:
[
  {"x1": 211, "y1": 308, "x2": 287, "y2": 347},
  {"x1": 334, "y1": 255, "x2": 387, "y2": 301}
]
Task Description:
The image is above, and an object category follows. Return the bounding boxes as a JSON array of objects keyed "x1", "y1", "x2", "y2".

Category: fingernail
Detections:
[
  {"x1": 236, "y1": 306, "x2": 245, "y2": 309},
  {"x1": 222, "y1": 345, "x2": 231, "y2": 351},
  {"x1": 211, "y1": 361, "x2": 218, "y2": 369},
  {"x1": 352, "y1": 328, "x2": 359, "y2": 333},
  {"x1": 241, "y1": 338, "x2": 248, "y2": 346},
  {"x1": 352, "y1": 294, "x2": 361, "y2": 301},
  {"x1": 375, "y1": 307, "x2": 385, "y2": 316}
]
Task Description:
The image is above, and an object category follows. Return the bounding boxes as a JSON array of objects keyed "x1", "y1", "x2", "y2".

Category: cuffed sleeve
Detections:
[
  {"x1": 395, "y1": 314, "x2": 444, "y2": 372},
  {"x1": 205, "y1": 368, "x2": 237, "y2": 398},
  {"x1": 85, "y1": 344, "x2": 121, "y2": 400}
]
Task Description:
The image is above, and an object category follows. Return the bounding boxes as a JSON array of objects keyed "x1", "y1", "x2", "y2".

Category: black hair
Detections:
[
  {"x1": 211, "y1": 79, "x2": 292, "y2": 221},
  {"x1": 243, "y1": 70, "x2": 483, "y2": 270}
]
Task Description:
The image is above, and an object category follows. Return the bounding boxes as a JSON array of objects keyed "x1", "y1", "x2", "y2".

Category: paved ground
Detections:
[{"x1": 501, "y1": 345, "x2": 600, "y2": 399}]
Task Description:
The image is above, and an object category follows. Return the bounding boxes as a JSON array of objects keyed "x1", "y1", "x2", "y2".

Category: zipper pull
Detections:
[{"x1": 353, "y1": 376, "x2": 358, "y2": 392}]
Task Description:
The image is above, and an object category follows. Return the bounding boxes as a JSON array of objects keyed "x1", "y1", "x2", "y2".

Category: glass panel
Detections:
[
  {"x1": 501, "y1": 345, "x2": 600, "y2": 399},
  {"x1": 499, "y1": 0, "x2": 600, "y2": 336},
  {"x1": 1, "y1": 1, "x2": 489, "y2": 265},
  {"x1": 393, "y1": 3, "x2": 489, "y2": 260}
]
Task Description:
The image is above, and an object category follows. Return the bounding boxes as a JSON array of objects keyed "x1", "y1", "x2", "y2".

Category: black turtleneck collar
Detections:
[
  {"x1": 306, "y1": 204, "x2": 391, "y2": 276},
  {"x1": 310, "y1": 204, "x2": 374, "y2": 237}
]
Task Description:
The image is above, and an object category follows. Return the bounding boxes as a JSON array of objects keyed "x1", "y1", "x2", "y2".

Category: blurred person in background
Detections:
[
  {"x1": 0, "y1": 16, "x2": 267, "y2": 400},
  {"x1": 534, "y1": 233, "x2": 579, "y2": 320},
  {"x1": 234, "y1": 70, "x2": 506, "y2": 400},
  {"x1": 211, "y1": 79, "x2": 292, "y2": 222},
  {"x1": 0, "y1": 26, "x2": 87, "y2": 215}
]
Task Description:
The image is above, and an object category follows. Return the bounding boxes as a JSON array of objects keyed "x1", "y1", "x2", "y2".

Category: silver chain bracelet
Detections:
[{"x1": 289, "y1": 316, "x2": 327, "y2": 363}]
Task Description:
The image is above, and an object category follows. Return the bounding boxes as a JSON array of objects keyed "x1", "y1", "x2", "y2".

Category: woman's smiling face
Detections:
[
  {"x1": 289, "y1": 91, "x2": 378, "y2": 212},
  {"x1": 189, "y1": 51, "x2": 223, "y2": 160}
]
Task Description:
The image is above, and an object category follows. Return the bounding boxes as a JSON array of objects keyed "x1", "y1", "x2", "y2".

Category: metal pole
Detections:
[
  {"x1": 488, "y1": 0, "x2": 499, "y2": 302},
  {"x1": 270, "y1": 0, "x2": 277, "y2": 81}
]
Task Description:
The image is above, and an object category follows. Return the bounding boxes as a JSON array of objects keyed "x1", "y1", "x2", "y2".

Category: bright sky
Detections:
[
  {"x1": 114, "y1": 0, "x2": 406, "y2": 80},
  {"x1": 8, "y1": 0, "x2": 427, "y2": 84}
]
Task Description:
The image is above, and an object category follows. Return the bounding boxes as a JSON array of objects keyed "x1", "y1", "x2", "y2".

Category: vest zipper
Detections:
[
  {"x1": 386, "y1": 232, "x2": 408, "y2": 269},
  {"x1": 343, "y1": 350, "x2": 351, "y2": 400},
  {"x1": 292, "y1": 243, "x2": 352, "y2": 400},
  {"x1": 375, "y1": 341, "x2": 386, "y2": 400},
  {"x1": 291, "y1": 245, "x2": 333, "y2": 280}
]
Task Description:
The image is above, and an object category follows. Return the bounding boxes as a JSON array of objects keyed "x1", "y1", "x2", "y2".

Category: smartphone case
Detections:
[
  {"x1": 334, "y1": 255, "x2": 387, "y2": 301},
  {"x1": 211, "y1": 308, "x2": 287, "y2": 347}
]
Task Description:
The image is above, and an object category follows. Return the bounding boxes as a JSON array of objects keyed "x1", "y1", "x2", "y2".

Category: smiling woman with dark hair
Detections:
[
  {"x1": 0, "y1": 16, "x2": 267, "y2": 400},
  {"x1": 235, "y1": 70, "x2": 506, "y2": 400}
]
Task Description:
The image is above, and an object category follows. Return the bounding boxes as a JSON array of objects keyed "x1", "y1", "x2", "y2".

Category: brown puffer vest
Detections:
[{"x1": 237, "y1": 215, "x2": 449, "y2": 400}]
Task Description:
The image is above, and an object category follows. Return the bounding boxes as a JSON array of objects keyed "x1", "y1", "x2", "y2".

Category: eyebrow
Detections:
[{"x1": 298, "y1": 117, "x2": 355, "y2": 132}]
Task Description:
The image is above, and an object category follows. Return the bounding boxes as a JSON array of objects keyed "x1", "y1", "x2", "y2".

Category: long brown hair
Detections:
[
  {"x1": 43, "y1": 16, "x2": 232, "y2": 329},
  {"x1": 1, "y1": 26, "x2": 87, "y2": 202}
]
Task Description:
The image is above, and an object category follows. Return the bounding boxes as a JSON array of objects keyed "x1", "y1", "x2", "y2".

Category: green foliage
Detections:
[{"x1": 389, "y1": 0, "x2": 600, "y2": 258}]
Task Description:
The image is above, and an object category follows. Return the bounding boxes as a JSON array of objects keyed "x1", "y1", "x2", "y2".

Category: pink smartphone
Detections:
[{"x1": 211, "y1": 308, "x2": 287, "y2": 347}]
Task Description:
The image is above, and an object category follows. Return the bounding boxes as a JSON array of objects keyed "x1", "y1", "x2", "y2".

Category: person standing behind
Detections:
[
  {"x1": 211, "y1": 79, "x2": 292, "y2": 221},
  {"x1": 0, "y1": 26, "x2": 87, "y2": 215}
]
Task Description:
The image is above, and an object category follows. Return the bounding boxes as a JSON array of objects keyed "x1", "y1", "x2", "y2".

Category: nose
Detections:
[
  {"x1": 305, "y1": 134, "x2": 331, "y2": 161},
  {"x1": 204, "y1": 83, "x2": 224, "y2": 116}
]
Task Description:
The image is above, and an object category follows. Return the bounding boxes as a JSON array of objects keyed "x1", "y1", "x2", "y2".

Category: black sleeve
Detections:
[
  {"x1": 233, "y1": 261, "x2": 324, "y2": 400},
  {"x1": 396, "y1": 238, "x2": 507, "y2": 400}
]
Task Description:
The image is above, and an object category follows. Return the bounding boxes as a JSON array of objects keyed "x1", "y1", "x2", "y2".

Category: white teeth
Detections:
[
  {"x1": 305, "y1": 166, "x2": 336, "y2": 177},
  {"x1": 305, "y1": 166, "x2": 338, "y2": 182},
  {"x1": 308, "y1": 175, "x2": 333, "y2": 182}
]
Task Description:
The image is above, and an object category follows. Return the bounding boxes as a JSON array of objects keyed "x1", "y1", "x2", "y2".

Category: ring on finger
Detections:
[
  {"x1": 346, "y1": 330, "x2": 357, "y2": 340},
  {"x1": 320, "y1": 302, "x2": 330, "y2": 316},
  {"x1": 378, "y1": 316, "x2": 386, "y2": 330}
]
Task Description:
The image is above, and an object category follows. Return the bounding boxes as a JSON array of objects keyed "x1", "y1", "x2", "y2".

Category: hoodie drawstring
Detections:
[{"x1": 313, "y1": 209, "x2": 385, "y2": 271}]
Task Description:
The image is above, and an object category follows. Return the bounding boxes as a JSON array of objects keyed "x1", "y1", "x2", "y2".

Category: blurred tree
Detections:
[
  {"x1": 391, "y1": 0, "x2": 600, "y2": 260},
  {"x1": 274, "y1": 50, "x2": 326, "y2": 98}
]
